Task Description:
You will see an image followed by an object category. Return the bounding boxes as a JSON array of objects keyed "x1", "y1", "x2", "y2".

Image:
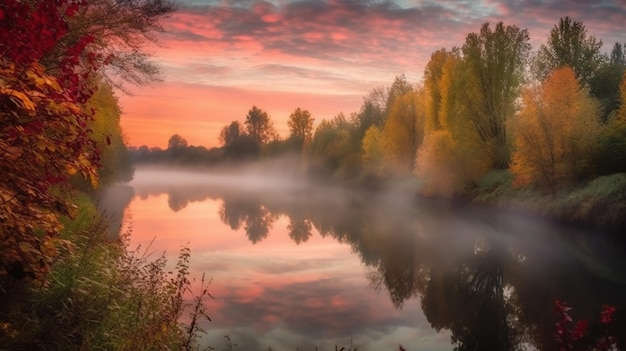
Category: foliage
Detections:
[
  {"x1": 423, "y1": 48, "x2": 462, "y2": 132},
  {"x1": 361, "y1": 125, "x2": 386, "y2": 176},
  {"x1": 617, "y1": 71, "x2": 626, "y2": 123},
  {"x1": 533, "y1": 17, "x2": 604, "y2": 86},
  {"x1": 287, "y1": 107, "x2": 314, "y2": 150},
  {"x1": 53, "y1": 0, "x2": 176, "y2": 90},
  {"x1": 353, "y1": 87, "x2": 387, "y2": 138},
  {"x1": 219, "y1": 121, "x2": 256, "y2": 159},
  {"x1": 461, "y1": 22, "x2": 530, "y2": 169},
  {"x1": 84, "y1": 82, "x2": 134, "y2": 186},
  {"x1": 384, "y1": 74, "x2": 413, "y2": 117},
  {"x1": 0, "y1": 0, "x2": 102, "y2": 283},
  {"x1": 0, "y1": 193, "x2": 212, "y2": 350},
  {"x1": 309, "y1": 113, "x2": 361, "y2": 178},
  {"x1": 382, "y1": 90, "x2": 425, "y2": 173},
  {"x1": 555, "y1": 300, "x2": 617, "y2": 351},
  {"x1": 415, "y1": 130, "x2": 489, "y2": 197},
  {"x1": 244, "y1": 105, "x2": 276, "y2": 147},
  {"x1": 168, "y1": 134, "x2": 189, "y2": 150},
  {"x1": 591, "y1": 119, "x2": 626, "y2": 175},
  {"x1": 509, "y1": 67, "x2": 601, "y2": 194},
  {"x1": 589, "y1": 43, "x2": 626, "y2": 121}
]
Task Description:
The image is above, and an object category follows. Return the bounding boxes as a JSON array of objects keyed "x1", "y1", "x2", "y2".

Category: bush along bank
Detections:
[{"x1": 0, "y1": 190, "x2": 213, "y2": 351}]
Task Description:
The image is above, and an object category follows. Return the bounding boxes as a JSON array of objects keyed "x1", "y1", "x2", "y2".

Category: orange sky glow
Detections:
[{"x1": 118, "y1": 0, "x2": 626, "y2": 148}]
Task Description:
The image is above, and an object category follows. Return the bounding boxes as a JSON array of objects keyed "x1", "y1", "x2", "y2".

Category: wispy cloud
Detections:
[{"x1": 122, "y1": 0, "x2": 626, "y2": 147}]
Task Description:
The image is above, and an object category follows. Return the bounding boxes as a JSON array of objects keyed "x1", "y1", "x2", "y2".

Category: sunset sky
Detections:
[{"x1": 118, "y1": 0, "x2": 626, "y2": 149}]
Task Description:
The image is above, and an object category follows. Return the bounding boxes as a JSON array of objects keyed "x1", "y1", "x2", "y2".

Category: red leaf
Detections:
[{"x1": 65, "y1": 2, "x2": 79, "y2": 17}]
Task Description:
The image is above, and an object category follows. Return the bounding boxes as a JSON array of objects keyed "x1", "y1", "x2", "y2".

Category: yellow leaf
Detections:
[
  {"x1": 18, "y1": 242, "x2": 35, "y2": 254},
  {"x1": 0, "y1": 88, "x2": 36, "y2": 112}
]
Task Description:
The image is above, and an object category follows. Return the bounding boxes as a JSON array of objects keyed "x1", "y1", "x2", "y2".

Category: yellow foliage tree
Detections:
[
  {"x1": 382, "y1": 90, "x2": 426, "y2": 173},
  {"x1": 416, "y1": 48, "x2": 488, "y2": 196},
  {"x1": 85, "y1": 82, "x2": 133, "y2": 186},
  {"x1": 424, "y1": 48, "x2": 462, "y2": 133},
  {"x1": 361, "y1": 125, "x2": 386, "y2": 176},
  {"x1": 0, "y1": 61, "x2": 98, "y2": 282},
  {"x1": 510, "y1": 67, "x2": 601, "y2": 194}
]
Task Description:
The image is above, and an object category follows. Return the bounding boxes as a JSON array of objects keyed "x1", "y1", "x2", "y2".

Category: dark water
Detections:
[{"x1": 102, "y1": 167, "x2": 626, "y2": 351}]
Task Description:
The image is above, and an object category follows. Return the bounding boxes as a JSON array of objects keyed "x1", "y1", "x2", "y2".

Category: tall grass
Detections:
[
  {"x1": 0, "y1": 191, "x2": 212, "y2": 351},
  {"x1": 470, "y1": 171, "x2": 626, "y2": 230}
]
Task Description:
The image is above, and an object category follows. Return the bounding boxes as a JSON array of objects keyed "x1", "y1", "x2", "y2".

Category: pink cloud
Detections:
[{"x1": 119, "y1": 1, "x2": 626, "y2": 148}]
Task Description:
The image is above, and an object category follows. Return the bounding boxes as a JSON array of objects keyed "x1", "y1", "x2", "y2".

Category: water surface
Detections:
[{"x1": 103, "y1": 167, "x2": 626, "y2": 351}]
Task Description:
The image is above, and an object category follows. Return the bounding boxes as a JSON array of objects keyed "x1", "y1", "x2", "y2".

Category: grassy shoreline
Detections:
[{"x1": 464, "y1": 171, "x2": 626, "y2": 233}]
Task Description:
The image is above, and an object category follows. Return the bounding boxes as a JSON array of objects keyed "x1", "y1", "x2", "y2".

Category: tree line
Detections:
[{"x1": 135, "y1": 16, "x2": 626, "y2": 197}]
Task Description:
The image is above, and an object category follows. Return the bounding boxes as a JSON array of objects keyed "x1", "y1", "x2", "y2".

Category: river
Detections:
[{"x1": 100, "y1": 166, "x2": 626, "y2": 351}]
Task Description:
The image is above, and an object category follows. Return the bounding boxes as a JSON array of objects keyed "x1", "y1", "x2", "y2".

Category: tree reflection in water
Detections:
[
  {"x1": 219, "y1": 199, "x2": 276, "y2": 244},
  {"x1": 128, "y1": 177, "x2": 626, "y2": 350}
]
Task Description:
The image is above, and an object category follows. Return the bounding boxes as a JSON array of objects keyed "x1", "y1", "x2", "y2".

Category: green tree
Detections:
[
  {"x1": 309, "y1": 113, "x2": 360, "y2": 177},
  {"x1": 532, "y1": 17, "x2": 603, "y2": 86},
  {"x1": 591, "y1": 71, "x2": 626, "y2": 175},
  {"x1": 461, "y1": 22, "x2": 530, "y2": 169},
  {"x1": 244, "y1": 106, "x2": 276, "y2": 147},
  {"x1": 354, "y1": 87, "x2": 387, "y2": 138},
  {"x1": 287, "y1": 107, "x2": 314, "y2": 150},
  {"x1": 589, "y1": 42, "x2": 626, "y2": 121}
]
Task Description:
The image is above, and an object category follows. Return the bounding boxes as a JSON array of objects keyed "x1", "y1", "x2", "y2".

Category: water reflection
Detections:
[{"x1": 116, "y1": 168, "x2": 626, "y2": 350}]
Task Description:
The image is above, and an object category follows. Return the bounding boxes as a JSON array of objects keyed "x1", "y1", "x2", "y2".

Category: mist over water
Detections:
[{"x1": 101, "y1": 165, "x2": 626, "y2": 351}]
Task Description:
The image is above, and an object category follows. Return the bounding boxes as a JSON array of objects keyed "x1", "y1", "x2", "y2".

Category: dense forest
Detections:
[
  {"x1": 133, "y1": 17, "x2": 626, "y2": 229},
  {"x1": 1, "y1": 0, "x2": 625, "y2": 349}
]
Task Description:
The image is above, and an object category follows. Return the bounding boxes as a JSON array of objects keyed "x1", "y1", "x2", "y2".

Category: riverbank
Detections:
[
  {"x1": 0, "y1": 189, "x2": 210, "y2": 350},
  {"x1": 465, "y1": 171, "x2": 626, "y2": 233}
]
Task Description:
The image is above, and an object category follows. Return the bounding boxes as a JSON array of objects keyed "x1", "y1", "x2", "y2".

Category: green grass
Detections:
[{"x1": 469, "y1": 171, "x2": 626, "y2": 230}]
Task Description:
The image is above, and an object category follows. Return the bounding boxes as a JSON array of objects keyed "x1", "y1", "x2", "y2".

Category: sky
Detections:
[{"x1": 118, "y1": 0, "x2": 626, "y2": 149}]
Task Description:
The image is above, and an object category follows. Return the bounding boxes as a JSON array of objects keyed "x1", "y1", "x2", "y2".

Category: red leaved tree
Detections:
[{"x1": 0, "y1": 0, "x2": 102, "y2": 283}]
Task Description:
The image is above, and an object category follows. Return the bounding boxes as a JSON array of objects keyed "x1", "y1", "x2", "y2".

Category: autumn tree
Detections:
[
  {"x1": 84, "y1": 82, "x2": 133, "y2": 186},
  {"x1": 382, "y1": 90, "x2": 426, "y2": 173},
  {"x1": 423, "y1": 48, "x2": 462, "y2": 132},
  {"x1": 533, "y1": 17, "x2": 603, "y2": 86},
  {"x1": 0, "y1": 0, "x2": 102, "y2": 282},
  {"x1": 461, "y1": 22, "x2": 530, "y2": 169},
  {"x1": 45, "y1": 0, "x2": 176, "y2": 90},
  {"x1": 415, "y1": 46, "x2": 493, "y2": 196},
  {"x1": 510, "y1": 67, "x2": 601, "y2": 194},
  {"x1": 287, "y1": 107, "x2": 314, "y2": 150},
  {"x1": 385, "y1": 74, "x2": 413, "y2": 117},
  {"x1": 244, "y1": 106, "x2": 276, "y2": 147},
  {"x1": 361, "y1": 125, "x2": 386, "y2": 176}
]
